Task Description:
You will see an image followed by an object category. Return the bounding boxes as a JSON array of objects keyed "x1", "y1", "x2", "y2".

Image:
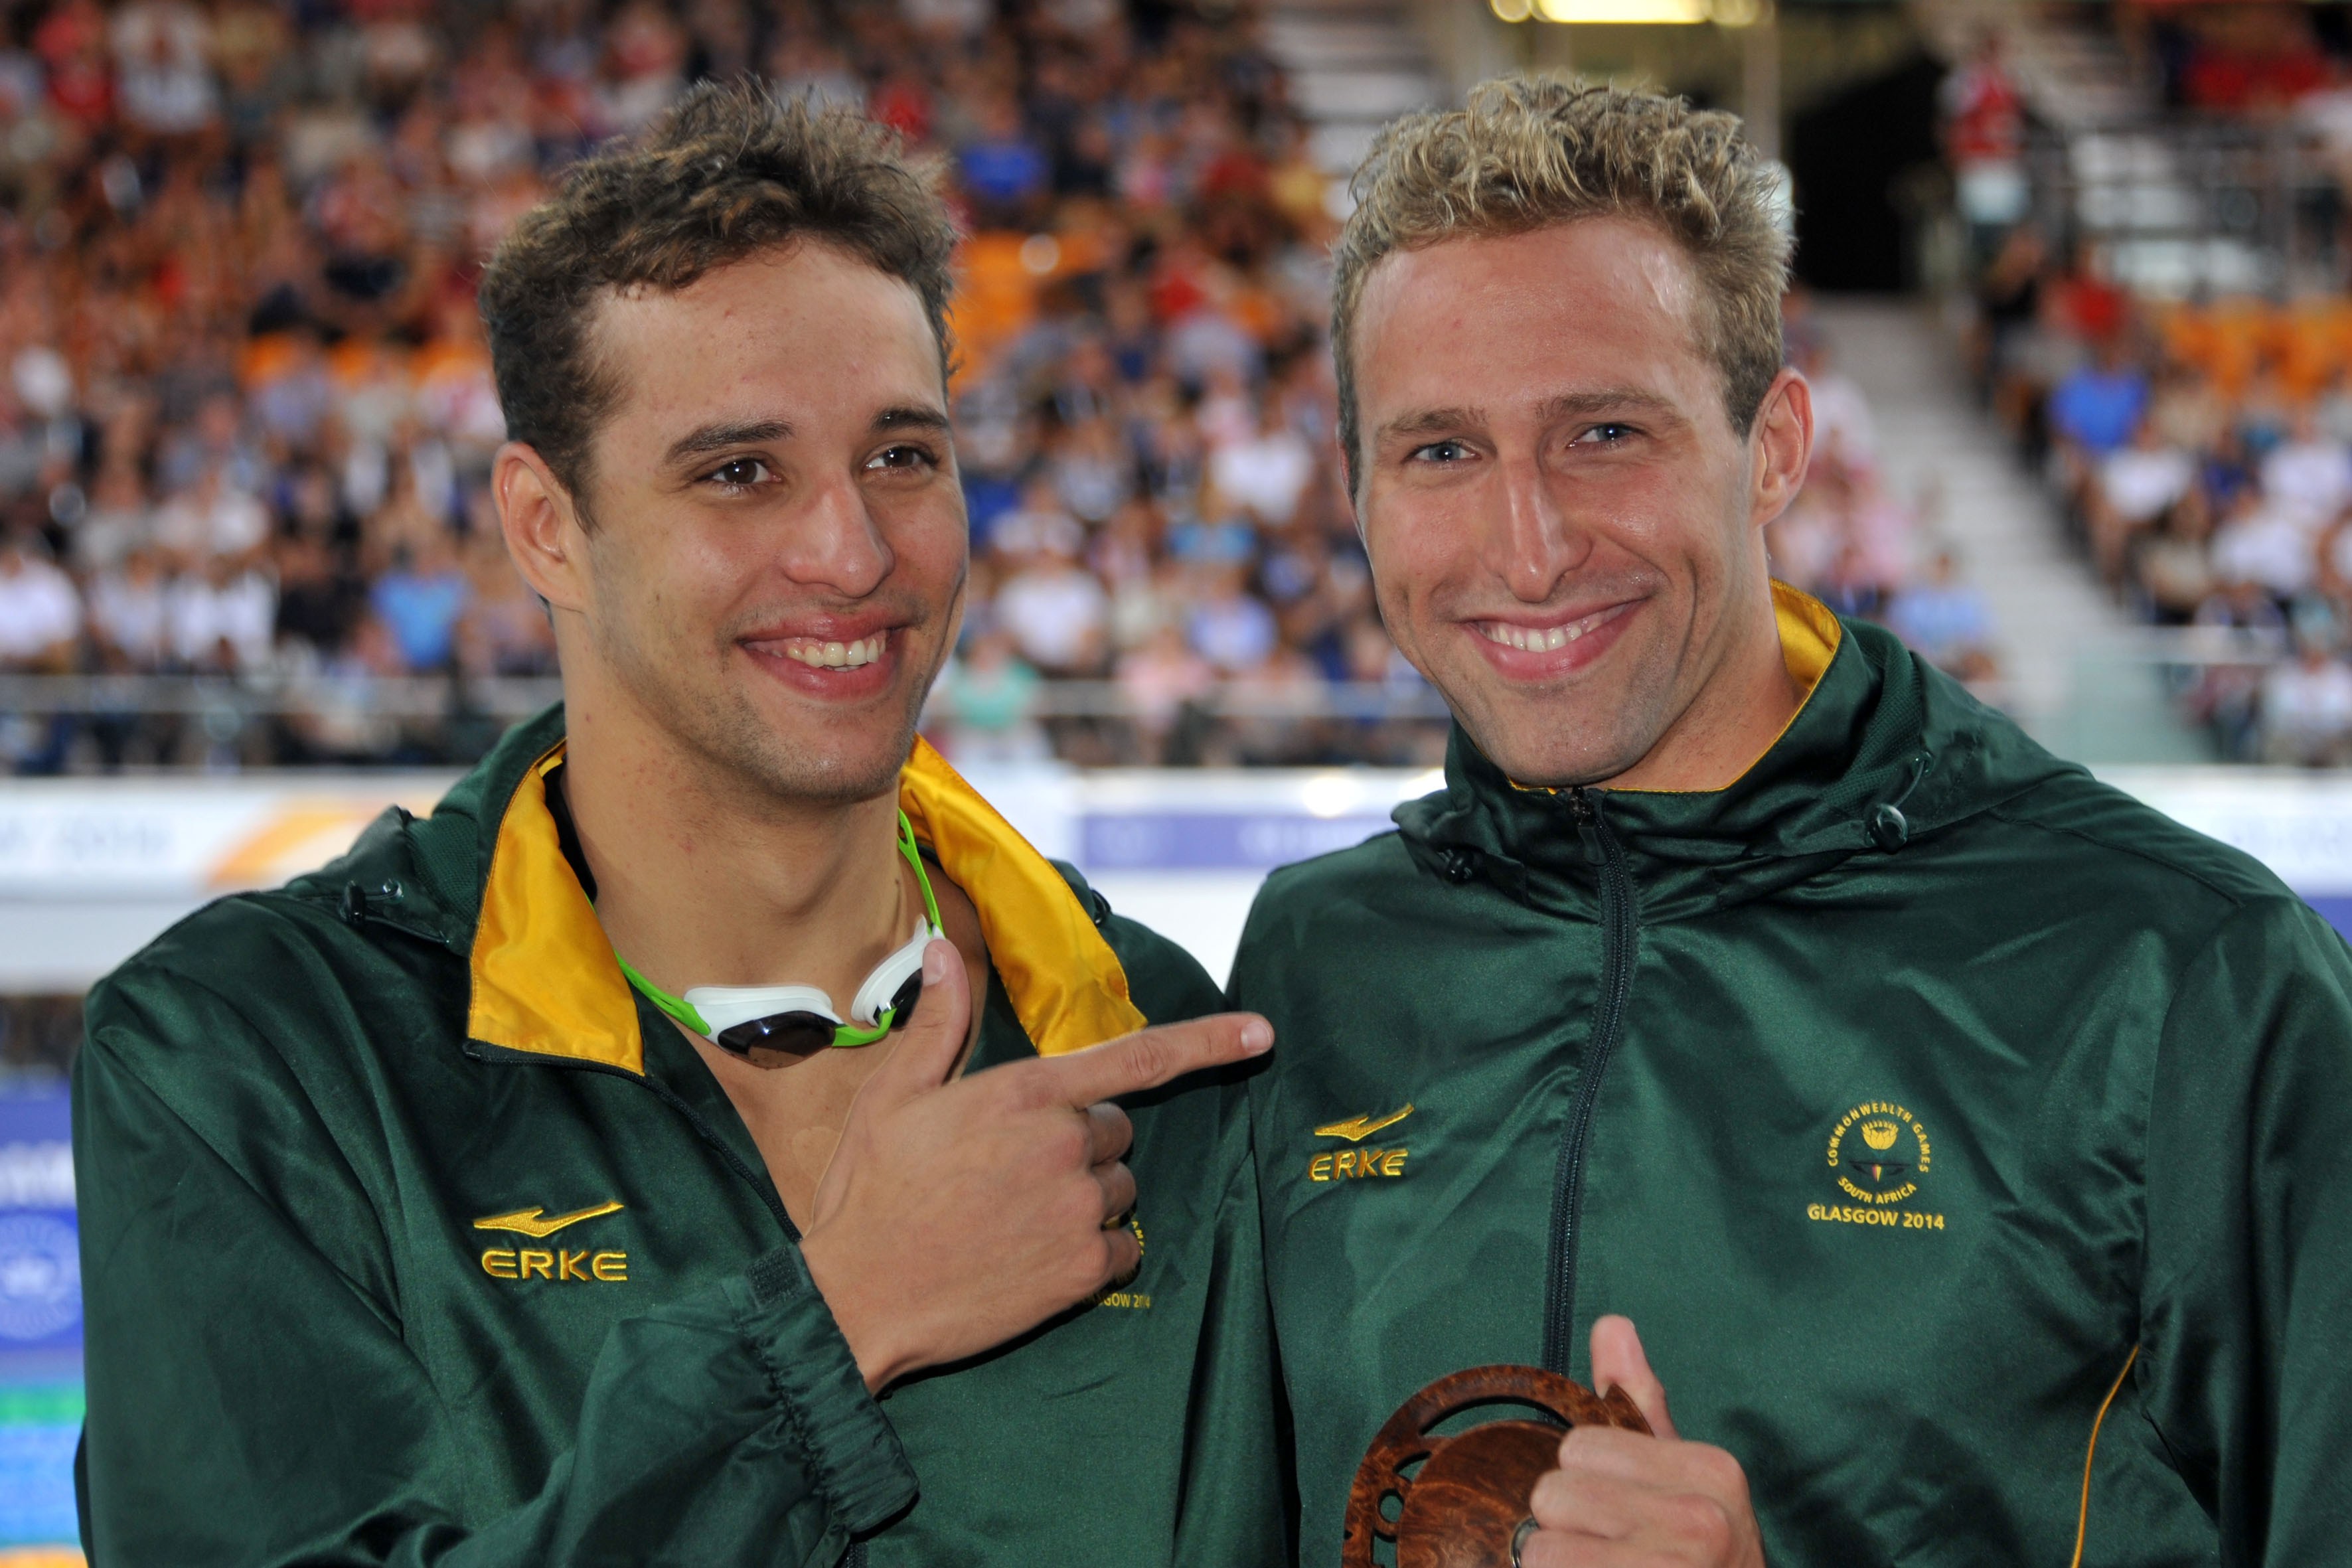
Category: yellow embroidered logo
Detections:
[
  {"x1": 1314, "y1": 1105, "x2": 1414, "y2": 1142},
  {"x1": 1306, "y1": 1106, "x2": 1413, "y2": 1184},
  {"x1": 1807, "y1": 1101, "x2": 1945, "y2": 1233},
  {"x1": 473, "y1": 1201, "x2": 624, "y2": 1238},
  {"x1": 473, "y1": 1201, "x2": 630, "y2": 1283}
]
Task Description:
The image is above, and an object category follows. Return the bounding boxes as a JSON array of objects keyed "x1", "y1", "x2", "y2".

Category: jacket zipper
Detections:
[{"x1": 1541, "y1": 788, "x2": 1638, "y2": 1375}]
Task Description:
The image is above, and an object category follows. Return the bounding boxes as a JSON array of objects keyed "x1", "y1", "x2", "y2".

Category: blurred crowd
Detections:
[
  {"x1": 1976, "y1": 228, "x2": 2352, "y2": 765},
  {"x1": 1765, "y1": 299, "x2": 1999, "y2": 698},
  {"x1": 0, "y1": 0, "x2": 1448, "y2": 771},
  {"x1": 1950, "y1": 1, "x2": 2352, "y2": 768}
]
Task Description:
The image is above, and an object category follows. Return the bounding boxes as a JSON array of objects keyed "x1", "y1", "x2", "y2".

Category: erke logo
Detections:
[
  {"x1": 474, "y1": 1201, "x2": 631, "y2": 1282},
  {"x1": 1308, "y1": 1105, "x2": 1413, "y2": 1182}
]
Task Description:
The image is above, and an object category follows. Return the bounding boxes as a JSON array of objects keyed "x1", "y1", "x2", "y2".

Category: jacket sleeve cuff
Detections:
[{"x1": 727, "y1": 1245, "x2": 917, "y2": 1537}]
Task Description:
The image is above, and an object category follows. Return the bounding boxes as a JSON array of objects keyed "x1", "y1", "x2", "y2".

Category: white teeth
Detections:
[
  {"x1": 783, "y1": 633, "x2": 886, "y2": 668},
  {"x1": 1480, "y1": 620, "x2": 1585, "y2": 651}
]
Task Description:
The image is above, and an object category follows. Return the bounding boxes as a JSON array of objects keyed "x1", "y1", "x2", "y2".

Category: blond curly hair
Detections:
[{"x1": 1331, "y1": 76, "x2": 1790, "y2": 491}]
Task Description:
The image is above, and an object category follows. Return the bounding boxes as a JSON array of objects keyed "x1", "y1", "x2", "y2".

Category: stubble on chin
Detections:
[
  {"x1": 1442, "y1": 629, "x2": 1681, "y2": 789},
  {"x1": 591, "y1": 603, "x2": 923, "y2": 809}
]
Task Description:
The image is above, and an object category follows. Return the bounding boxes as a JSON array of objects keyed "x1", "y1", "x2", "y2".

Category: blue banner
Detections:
[{"x1": 0, "y1": 1088, "x2": 80, "y2": 1548}]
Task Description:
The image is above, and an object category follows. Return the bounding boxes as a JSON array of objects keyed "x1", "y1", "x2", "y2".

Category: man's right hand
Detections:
[{"x1": 797, "y1": 937, "x2": 1272, "y2": 1390}]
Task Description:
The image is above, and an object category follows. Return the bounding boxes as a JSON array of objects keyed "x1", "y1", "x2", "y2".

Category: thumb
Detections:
[
  {"x1": 857, "y1": 939, "x2": 971, "y2": 1108},
  {"x1": 1589, "y1": 1314, "x2": 1677, "y2": 1439}
]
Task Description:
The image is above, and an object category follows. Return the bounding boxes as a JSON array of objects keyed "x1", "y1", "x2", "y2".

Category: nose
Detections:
[
  {"x1": 777, "y1": 469, "x2": 893, "y2": 599},
  {"x1": 1488, "y1": 447, "x2": 1591, "y2": 603}
]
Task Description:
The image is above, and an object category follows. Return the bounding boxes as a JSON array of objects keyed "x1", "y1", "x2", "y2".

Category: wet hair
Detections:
[{"x1": 477, "y1": 81, "x2": 959, "y2": 514}]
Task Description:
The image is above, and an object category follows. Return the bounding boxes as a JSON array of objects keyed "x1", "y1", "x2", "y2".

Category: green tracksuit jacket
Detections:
[
  {"x1": 1231, "y1": 586, "x2": 2352, "y2": 1566},
  {"x1": 74, "y1": 706, "x2": 1283, "y2": 1567}
]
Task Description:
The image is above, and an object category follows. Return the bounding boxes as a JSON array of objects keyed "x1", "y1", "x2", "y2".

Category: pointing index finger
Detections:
[{"x1": 1038, "y1": 1013, "x2": 1273, "y2": 1105}]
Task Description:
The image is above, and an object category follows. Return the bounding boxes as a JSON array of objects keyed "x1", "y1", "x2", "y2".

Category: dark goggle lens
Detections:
[
  {"x1": 714, "y1": 1011, "x2": 837, "y2": 1058},
  {"x1": 885, "y1": 971, "x2": 922, "y2": 1032},
  {"x1": 712, "y1": 973, "x2": 925, "y2": 1058}
]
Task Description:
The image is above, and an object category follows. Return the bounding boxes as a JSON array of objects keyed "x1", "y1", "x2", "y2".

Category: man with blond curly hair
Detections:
[{"x1": 1234, "y1": 75, "x2": 2352, "y2": 1567}]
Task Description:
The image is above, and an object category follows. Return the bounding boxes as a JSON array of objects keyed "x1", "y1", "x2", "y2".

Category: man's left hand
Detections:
[{"x1": 1518, "y1": 1315, "x2": 1766, "y2": 1568}]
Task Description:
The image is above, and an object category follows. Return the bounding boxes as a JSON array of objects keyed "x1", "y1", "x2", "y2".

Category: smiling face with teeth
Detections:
[
  {"x1": 1350, "y1": 216, "x2": 1816, "y2": 791},
  {"x1": 496, "y1": 241, "x2": 967, "y2": 807}
]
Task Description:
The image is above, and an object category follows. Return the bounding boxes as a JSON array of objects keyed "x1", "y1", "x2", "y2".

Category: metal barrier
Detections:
[
  {"x1": 0, "y1": 674, "x2": 1454, "y2": 720},
  {"x1": 0, "y1": 674, "x2": 1458, "y2": 771}
]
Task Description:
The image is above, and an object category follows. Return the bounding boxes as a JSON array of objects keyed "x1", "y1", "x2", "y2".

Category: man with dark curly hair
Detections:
[{"x1": 74, "y1": 85, "x2": 1283, "y2": 1567}]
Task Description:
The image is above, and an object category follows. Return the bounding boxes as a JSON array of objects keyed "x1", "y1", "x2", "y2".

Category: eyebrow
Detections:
[
  {"x1": 663, "y1": 420, "x2": 792, "y2": 467},
  {"x1": 659, "y1": 406, "x2": 950, "y2": 469},
  {"x1": 1376, "y1": 388, "x2": 1685, "y2": 447},
  {"x1": 872, "y1": 404, "x2": 951, "y2": 435},
  {"x1": 1538, "y1": 388, "x2": 1684, "y2": 425},
  {"x1": 1377, "y1": 406, "x2": 1484, "y2": 443}
]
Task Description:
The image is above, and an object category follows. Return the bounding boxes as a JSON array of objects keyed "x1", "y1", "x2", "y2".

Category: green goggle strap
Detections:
[{"x1": 617, "y1": 810, "x2": 942, "y2": 1048}]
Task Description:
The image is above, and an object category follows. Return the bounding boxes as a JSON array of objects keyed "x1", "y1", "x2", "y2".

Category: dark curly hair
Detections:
[{"x1": 477, "y1": 81, "x2": 959, "y2": 515}]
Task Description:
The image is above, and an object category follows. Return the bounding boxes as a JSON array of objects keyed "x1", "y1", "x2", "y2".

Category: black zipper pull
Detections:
[{"x1": 1566, "y1": 788, "x2": 1604, "y2": 865}]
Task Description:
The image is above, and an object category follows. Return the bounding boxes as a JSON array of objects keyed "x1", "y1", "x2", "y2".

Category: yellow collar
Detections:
[
  {"x1": 465, "y1": 737, "x2": 1144, "y2": 1073},
  {"x1": 1770, "y1": 579, "x2": 1840, "y2": 703}
]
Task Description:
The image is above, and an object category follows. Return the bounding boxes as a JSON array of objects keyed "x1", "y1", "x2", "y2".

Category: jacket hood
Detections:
[{"x1": 1394, "y1": 586, "x2": 2083, "y2": 921}]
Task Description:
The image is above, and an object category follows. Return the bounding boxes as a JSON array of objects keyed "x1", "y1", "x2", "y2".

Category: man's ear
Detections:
[
  {"x1": 1746, "y1": 367, "x2": 1814, "y2": 531},
  {"x1": 495, "y1": 441, "x2": 589, "y2": 613}
]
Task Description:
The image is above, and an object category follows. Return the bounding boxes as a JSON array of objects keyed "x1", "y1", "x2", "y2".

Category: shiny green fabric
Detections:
[
  {"x1": 1231, "y1": 616, "x2": 2352, "y2": 1567},
  {"x1": 74, "y1": 705, "x2": 1283, "y2": 1567}
]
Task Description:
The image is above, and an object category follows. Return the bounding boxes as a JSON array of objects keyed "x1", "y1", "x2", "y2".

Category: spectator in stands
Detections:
[
  {"x1": 165, "y1": 550, "x2": 274, "y2": 672},
  {"x1": 2260, "y1": 619, "x2": 2352, "y2": 766},
  {"x1": 86, "y1": 544, "x2": 171, "y2": 671},
  {"x1": 1941, "y1": 32, "x2": 2029, "y2": 265},
  {"x1": 1972, "y1": 222, "x2": 2046, "y2": 422},
  {"x1": 368, "y1": 534, "x2": 469, "y2": 673},
  {"x1": 993, "y1": 514, "x2": 1108, "y2": 676},
  {"x1": 272, "y1": 529, "x2": 364, "y2": 664},
  {"x1": 957, "y1": 94, "x2": 1050, "y2": 226},
  {"x1": 2209, "y1": 485, "x2": 2319, "y2": 605},
  {"x1": 929, "y1": 628, "x2": 1048, "y2": 763},
  {"x1": 2260, "y1": 406, "x2": 2352, "y2": 524},
  {"x1": 1210, "y1": 398, "x2": 1315, "y2": 528},
  {"x1": 71, "y1": 465, "x2": 154, "y2": 574},
  {"x1": 1186, "y1": 561, "x2": 1279, "y2": 674},
  {"x1": 2047, "y1": 337, "x2": 2151, "y2": 487},
  {"x1": 1046, "y1": 413, "x2": 1133, "y2": 526},
  {"x1": 1796, "y1": 334, "x2": 1876, "y2": 469},
  {"x1": 0, "y1": 532, "x2": 80, "y2": 672},
  {"x1": 452, "y1": 534, "x2": 554, "y2": 678},
  {"x1": 1116, "y1": 622, "x2": 1214, "y2": 767},
  {"x1": 151, "y1": 467, "x2": 268, "y2": 571},
  {"x1": 2134, "y1": 497, "x2": 2218, "y2": 625},
  {"x1": 1886, "y1": 549, "x2": 2000, "y2": 687},
  {"x1": 2090, "y1": 418, "x2": 2197, "y2": 582},
  {"x1": 2316, "y1": 507, "x2": 2352, "y2": 610}
]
